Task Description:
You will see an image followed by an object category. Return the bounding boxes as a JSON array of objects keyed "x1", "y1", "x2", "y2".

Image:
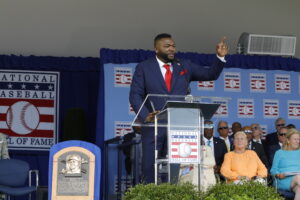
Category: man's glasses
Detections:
[
  {"x1": 218, "y1": 127, "x2": 228, "y2": 130},
  {"x1": 276, "y1": 124, "x2": 285, "y2": 127},
  {"x1": 278, "y1": 133, "x2": 287, "y2": 136},
  {"x1": 244, "y1": 130, "x2": 253, "y2": 134}
]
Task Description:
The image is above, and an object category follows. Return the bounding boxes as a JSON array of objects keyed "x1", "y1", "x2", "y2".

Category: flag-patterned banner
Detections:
[
  {"x1": 263, "y1": 99, "x2": 279, "y2": 118},
  {"x1": 114, "y1": 67, "x2": 132, "y2": 87},
  {"x1": 250, "y1": 73, "x2": 266, "y2": 93},
  {"x1": 213, "y1": 99, "x2": 228, "y2": 118},
  {"x1": 238, "y1": 99, "x2": 254, "y2": 118},
  {"x1": 0, "y1": 70, "x2": 59, "y2": 150},
  {"x1": 224, "y1": 72, "x2": 241, "y2": 92},
  {"x1": 197, "y1": 81, "x2": 214, "y2": 91},
  {"x1": 169, "y1": 130, "x2": 199, "y2": 163},
  {"x1": 114, "y1": 121, "x2": 132, "y2": 137},
  {"x1": 275, "y1": 74, "x2": 291, "y2": 93},
  {"x1": 288, "y1": 100, "x2": 300, "y2": 119}
]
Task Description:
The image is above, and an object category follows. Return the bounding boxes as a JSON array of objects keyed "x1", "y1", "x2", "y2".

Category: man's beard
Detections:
[{"x1": 158, "y1": 52, "x2": 174, "y2": 63}]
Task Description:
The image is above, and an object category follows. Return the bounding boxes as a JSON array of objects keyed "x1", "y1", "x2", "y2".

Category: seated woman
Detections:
[
  {"x1": 221, "y1": 131, "x2": 267, "y2": 183},
  {"x1": 178, "y1": 145, "x2": 216, "y2": 191},
  {"x1": 270, "y1": 128, "x2": 300, "y2": 198}
]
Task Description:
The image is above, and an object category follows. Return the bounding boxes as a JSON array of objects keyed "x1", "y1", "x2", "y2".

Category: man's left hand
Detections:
[{"x1": 216, "y1": 37, "x2": 229, "y2": 57}]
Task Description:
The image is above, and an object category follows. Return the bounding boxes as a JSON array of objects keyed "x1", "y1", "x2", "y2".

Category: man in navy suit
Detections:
[
  {"x1": 267, "y1": 126, "x2": 287, "y2": 165},
  {"x1": 129, "y1": 33, "x2": 228, "y2": 183},
  {"x1": 266, "y1": 117, "x2": 285, "y2": 147}
]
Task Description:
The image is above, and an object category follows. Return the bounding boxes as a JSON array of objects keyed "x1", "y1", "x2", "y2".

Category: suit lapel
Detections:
[
  {"x1": 170, "y1": 62, "x2": 181, "y2": 92},
  {"x1": 152, "y1": 58, "x2": 169, "y2": 92}
]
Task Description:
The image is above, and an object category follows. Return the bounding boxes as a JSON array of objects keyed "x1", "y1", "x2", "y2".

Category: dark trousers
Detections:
[{"x1": 141, "y1": 127, "x2": 167, "y2": 183}]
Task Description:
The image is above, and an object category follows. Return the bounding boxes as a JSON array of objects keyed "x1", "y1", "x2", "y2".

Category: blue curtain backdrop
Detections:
[
  {"x1": 0, "y1": 55, "x2": 100, "y2": 191},
  {"x1": 99, "y1": 48, "x2": 300, "y2": 71}
]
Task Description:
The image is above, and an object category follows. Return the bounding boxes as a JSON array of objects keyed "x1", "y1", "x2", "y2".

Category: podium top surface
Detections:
[{"x1": 131, "y1": 94, "x2": 229, "y2": 127}]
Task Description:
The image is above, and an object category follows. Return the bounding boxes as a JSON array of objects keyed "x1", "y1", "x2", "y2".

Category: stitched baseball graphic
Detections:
[{"x1": 6, "y1": 101, "x2": 40, "y2": 135}]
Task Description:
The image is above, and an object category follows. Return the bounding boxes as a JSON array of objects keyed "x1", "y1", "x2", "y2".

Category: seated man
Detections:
[
  {"x1": 243, "y1": 126, "x2": 269, "y2": 169},
  {"x1": 203, "y1": 120, "x2": 227, "y2": 174},
  {"x1": 267, "y1": 126, "x2": 287, "y2": 165}
]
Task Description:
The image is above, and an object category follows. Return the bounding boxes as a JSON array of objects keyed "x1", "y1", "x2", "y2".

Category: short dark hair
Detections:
[{"x1": 154, "y1": 33, "x2": 172, "y2": 46}]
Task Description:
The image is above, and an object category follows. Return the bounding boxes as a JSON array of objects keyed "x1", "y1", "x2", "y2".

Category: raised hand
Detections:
[{"x1": 216, "y1": 37, "x2": 229, "y2": 57}]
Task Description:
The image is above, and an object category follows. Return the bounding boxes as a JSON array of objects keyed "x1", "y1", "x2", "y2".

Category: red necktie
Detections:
[{"x1": 163, "y1": 64, "x2": 172, "y2": 92}]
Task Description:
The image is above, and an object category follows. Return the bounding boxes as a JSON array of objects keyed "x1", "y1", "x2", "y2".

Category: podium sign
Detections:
[{"x1": 169, "y1": 130, "x2": 199, "y2": 163}]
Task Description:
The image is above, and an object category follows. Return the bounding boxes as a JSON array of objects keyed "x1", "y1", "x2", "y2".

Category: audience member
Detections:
[
  {"x1": 287, "y1": 124, "x2": 296, "y2": 129},
  {"x1": 266, "y1": 117, "x2": 285, "y2": 147},
  {"x1": 243, "y1": 126, "x2": 269, "y2": 169},
  {"x1": 203, "y1": 120, "x2": 227, "y2": 174},
  {"x1": 178, "y1": 145, "x2": 216, "y2": 191},
  {"x1": 218, "y1": 120, "x2": 232, "y2": 152},
  {"x1": 231, "y1": 122, "x2": 242, "y2": 136},
  {"x1": 221, "y1": 131, "x2": 267, "y2": 183},
  {"x1": 270, "y1": 128, "x2": 300, "y2": 198},
  {"x1": 267, "y1": 126, "x2": 288, "y2": 165}
]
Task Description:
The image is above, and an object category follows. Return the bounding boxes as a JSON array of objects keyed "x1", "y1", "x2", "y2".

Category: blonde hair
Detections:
[
  {"x1": 233, "y1": 131, "x2": 249, "y2": 150},
  {"x1": 234, "y1": 131, "x2": 247, "y2": 139},
  {"x1": 282, "y1": 128, "x2": 300, "y2": 150}
]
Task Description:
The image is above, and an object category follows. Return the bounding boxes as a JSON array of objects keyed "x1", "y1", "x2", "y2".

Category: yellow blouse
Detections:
[{"x1": 220, "y1": 150, "x2": 267, "y2": 181}]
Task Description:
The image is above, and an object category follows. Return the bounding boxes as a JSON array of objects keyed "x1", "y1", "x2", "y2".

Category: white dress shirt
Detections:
[
  {"x1": 156, "y1": 57, "x2": 173, "y2": 79},
  {"x1": 219, "y1": 136, "x2": 230, "y2": 151}
]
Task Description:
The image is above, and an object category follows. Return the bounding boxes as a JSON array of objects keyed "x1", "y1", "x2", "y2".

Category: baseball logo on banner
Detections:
[
  {"x1": 275, "y1": 74, "x2": 290, "y2": 93},
  {"x1": 250, "y1": 73, "x2": 266, "y2": 93},
  {"x1": 169, "y1": 130, "x2": 199, "y2": 163},
  {"x1": 0, "y1": 70, "x2": 59, "y2": 150},
  {"x1": 238, "y1": 99, "x2": 254, "y2": 118},
  {"x1": 114, "y1": 67, "x2": 132, "y2": 87},
  {"x1": 224, "y1": 72, "x2": 241, "y2": 92},
  {"x1": 114, "y1": 121, "x2": 132, "y2": 137},
  {"x1": 288, "y1": 100, "x2": 300, "y2": 119},
  {"x1": 263, "y1": 99, "x2": 279, "y2": 118},
  {"x1": 213, "y1": 99, "x2": 228, "y2": 117},
  {"x1": 197, "y1": 81, "x2": 214, "y2": 91}
]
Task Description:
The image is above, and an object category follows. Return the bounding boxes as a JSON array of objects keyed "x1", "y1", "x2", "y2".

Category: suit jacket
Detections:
[
  {"x1": 129, "y1": 57, "x2": 224, "y2": 121},
  {"x1": 213, "y1": 137, "x2": 227, "y2": 167},
  {"x1": 266, "y1": 132, "x2": 279, "y2": 147},
  {"x1": 249, "y1": 141, "x2": 269, "y2": 169},
  {"x1": 267, "y1": 143, "x2": 281, "y2": 165},
  {"x1": 0, "y1": 133, "x2": 9, "y2": 159}
]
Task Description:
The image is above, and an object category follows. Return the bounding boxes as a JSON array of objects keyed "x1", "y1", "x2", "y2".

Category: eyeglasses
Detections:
[
  {"x1": 218, "y1": 127, "x2": 228, "y2": 130},
  {"x1": 244, "y1": 130, "x2": 253, "y2": 134},
  {"x1": 278, "y1": 133, "x2": 287, "y2": 136},
  {"x1": 276, "y1": 124, "x2": 285, "y2": 127}
]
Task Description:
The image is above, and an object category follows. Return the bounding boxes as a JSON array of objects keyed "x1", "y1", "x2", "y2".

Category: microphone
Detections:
[{"x1": 173, "y1": 58, "x2": 191, "y2": 95}]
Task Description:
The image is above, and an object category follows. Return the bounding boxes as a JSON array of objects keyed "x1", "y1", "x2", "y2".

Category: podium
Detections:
[{"x1": 132, "y1": 94, "x2": 222, "y2": 189}]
